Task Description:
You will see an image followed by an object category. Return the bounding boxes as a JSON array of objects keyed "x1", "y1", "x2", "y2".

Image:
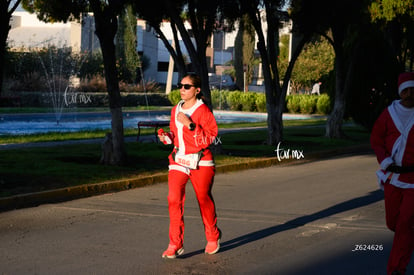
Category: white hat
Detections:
[{"x1": 398, "y1": 72, "x2": 414, "y2": 95}]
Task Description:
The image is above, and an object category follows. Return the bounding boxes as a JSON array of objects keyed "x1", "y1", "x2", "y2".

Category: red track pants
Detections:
[
  {"x1": 167, "y1": 167, "x2": 219, "y2": 247},
  {"x1": 384, "y1": 182, "x2": 414, "y2": 275}
]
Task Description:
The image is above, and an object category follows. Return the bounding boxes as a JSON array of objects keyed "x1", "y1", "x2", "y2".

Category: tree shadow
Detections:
[{"x1": 181, "y1": 189, "x2": 384, "y2": 258}]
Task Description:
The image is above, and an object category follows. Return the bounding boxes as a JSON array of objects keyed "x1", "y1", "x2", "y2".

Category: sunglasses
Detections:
[{"x1": 177, "y1": 83, "x2": 196, "y2": 90}]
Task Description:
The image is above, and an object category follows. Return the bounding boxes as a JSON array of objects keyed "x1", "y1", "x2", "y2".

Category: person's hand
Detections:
[
  {"x1": 158, "y1": 133, "x2": 166, "y2": 143},
  {"x1": 177, "y1": 112, "x2": 192, "y2": 127},
  {"x1": 157, "y1": 128, "x2": 172, "y2": 144}
]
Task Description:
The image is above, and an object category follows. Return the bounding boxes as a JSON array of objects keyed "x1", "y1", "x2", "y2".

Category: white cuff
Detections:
[
  {"x1": 380, "y1": 157, "x2": 394, "y2": 171},
  {"x1": 168, "y1": 164, "x2": 190, "y2": 175},
  {"x1": 199, "y1": 160, "x2": 215, "y2": 166}
]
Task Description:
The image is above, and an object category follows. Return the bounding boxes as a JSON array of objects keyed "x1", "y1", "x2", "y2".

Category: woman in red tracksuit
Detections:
[
  {"x1": 158, "y1": 73, "x2": 221, "y2": 259},
  {"x1": 371, "y1": 72, "x2": 414, "y2": 275}
]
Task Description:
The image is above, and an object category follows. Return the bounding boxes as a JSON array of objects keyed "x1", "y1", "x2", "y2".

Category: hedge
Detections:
[
  {"x1": 6, "y1": 89, "x2": 331, "y2": 115},
  {"x1": 286, "y1": 94, "x2": 331, "y2": 115},
  {"x1": 213, "y1": 91, "x2": 331, "y2": 115}
]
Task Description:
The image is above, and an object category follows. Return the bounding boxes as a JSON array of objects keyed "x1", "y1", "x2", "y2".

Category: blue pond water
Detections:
[{"x1": 0, "y1": 110, "x2": 312, "y2": 135}]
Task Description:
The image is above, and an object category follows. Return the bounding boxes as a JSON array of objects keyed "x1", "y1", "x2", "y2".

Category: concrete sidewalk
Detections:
[{"x1": 1, "y1": 153, "x2": 412, "y2": 274}]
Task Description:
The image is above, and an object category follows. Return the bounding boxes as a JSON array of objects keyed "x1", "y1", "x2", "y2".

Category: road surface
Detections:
[{"x1": 1, "y1": 153, "x2": 412, "y2": 274}]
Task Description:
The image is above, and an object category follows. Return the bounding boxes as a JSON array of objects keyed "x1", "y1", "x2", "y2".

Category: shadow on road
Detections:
[
  {"x1": 182, "y1": 189, "x2": 384, "y2": 259},
  {"x1": 220, "y1": 189, "x2": 384, "y2": 252}
]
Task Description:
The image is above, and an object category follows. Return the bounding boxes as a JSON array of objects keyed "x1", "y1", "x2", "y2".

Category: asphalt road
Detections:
[{"x1": 1, "y1": 153, "x2": 413, "y2": 275}]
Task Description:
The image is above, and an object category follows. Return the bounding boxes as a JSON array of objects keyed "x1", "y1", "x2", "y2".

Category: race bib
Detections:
[{"x1": 174, "y1": 150, "x2": 202, "y2": 169}]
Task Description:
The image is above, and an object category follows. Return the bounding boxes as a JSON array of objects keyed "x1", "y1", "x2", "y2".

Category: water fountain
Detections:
[
  {"x1": 1, "y1": 27, "x2": 319, "y2": 136},
  {"x1": 37, "y1": 46, "x2": 87, "y2": 124}
]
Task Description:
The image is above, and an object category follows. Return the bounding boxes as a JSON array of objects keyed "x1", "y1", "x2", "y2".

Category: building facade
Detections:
[{"x1": 8, "y1": 11, "x2": 290, "y2": 89}]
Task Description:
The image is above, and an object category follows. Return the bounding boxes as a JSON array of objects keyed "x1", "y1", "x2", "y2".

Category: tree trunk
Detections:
[
  {"x1": 165, "y1": 1, "x2": 213, "y2": 109},
  {"x1": 91, "y1": 0, "x2": 126, "y2": 165},
  {"x1": 326, "y1": 95, "x2": 345, "y2": 138},
  {"x1": 260, "y1": 44, "x2": 282, "y2": 146},
  {"x1": 326, "y1": 35, "x2": 363, "y2": 139},
  {"x1": 0, "y1": 22, "x2": 8, "y2": 96},
  {"x1": 152, "y1": 23, "x2": 187, "y2": 80},
  {"x1": 249, "y1": 3, "x2": 280, "y2": 146},
  {"x1": 326, "y1": 44, "x2": 346, "y2": 138},
  {"x1": 0, "y1": 8, "x2": 12, "y2": 96},
  {"x1": 243, "y1": 2, "x2": 308, "y2": 146},
  {"x1": 0, "y1": 0, "x2": 20, "y2": 96},
  {"x1": 266, "y1": 100, "x2": 283, "y2": 145},
  {"x1": 199, "y1": 54, "x2": 213, "y2": 111},
  {"x1": 110, "y1": 106, "x2": 126, "y2": 164}
]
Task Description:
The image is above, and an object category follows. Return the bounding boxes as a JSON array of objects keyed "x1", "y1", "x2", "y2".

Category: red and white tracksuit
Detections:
[
  {"x1": 166, "y1": 99, "x2": 220, "y2": 248},
  {"x1": 371, "y1": 100, "x2": 414, "y2": 275}
]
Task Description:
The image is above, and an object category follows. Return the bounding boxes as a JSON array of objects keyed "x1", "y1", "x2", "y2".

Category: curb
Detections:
[
  {"x1": 0, "y1": 144, "x2": 373, "y2": 212},
  {"x1": 0, "y1": 172, "x2": 169, "y2": 212}
]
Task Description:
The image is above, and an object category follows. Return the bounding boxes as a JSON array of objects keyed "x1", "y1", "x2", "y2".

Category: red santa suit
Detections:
[
  {"x1": 165, "y1": 99, "x2": 220, "y2": 249},
  {"x1": 371, "y1": 99, "x2": 414, "y2": 275}
]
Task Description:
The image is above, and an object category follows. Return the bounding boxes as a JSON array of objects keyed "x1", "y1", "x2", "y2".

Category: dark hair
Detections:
[
  {"x1": 182, "y1": 73, "x2": 205, "y2": 100},
  {"x1": 183, "y1": 73, "x2": 201, "y2": 88}
]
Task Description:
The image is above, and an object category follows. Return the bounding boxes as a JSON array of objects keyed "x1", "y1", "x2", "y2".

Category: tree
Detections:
[
  {"x1": 370, "y1": 0, "x2": 414, "y2": 20},
  {"x1": 234, "y1": 13, "x2": 256, "y2": 91},
  {"x1": 289, "y1": 36, "x2": 334, "y2": 93},
  {"x1": 22, "y1": 0, "x2": 128, "y2": 165},
  {"x1": 370, "y1": 0, "x2": 414, "y2": 71},
  {"x1": 346, "y1": 24, "x2": 399, "y2": 131},
  {"x1": 290, "y1": 0, "x2": 371, "y2": 138},
  {"x1": 132, "y1": 0, "x2": 188, "y2": 82},
  {"x1": 116, "y1": 4, "x2": 140, "y2": 84},
  {"x1": 344, "y1": 0, "x2": 414, "y2": 130},
  {"x1": 0, "y1": 0, "x2": 21, "y2": 96},
  {"x1": 239, "y1": 0, "x2": 308, "y2": 145},
  {"x1": 133, "y1": 0, "x2": 240, "y2": 109}
]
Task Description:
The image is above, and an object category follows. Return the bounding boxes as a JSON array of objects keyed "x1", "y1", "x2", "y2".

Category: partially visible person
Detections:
[
  {"x1": 371, "y1": 72, "x2": 414, "y2": 275},
  {"x1": 158, "y1": 73, "x2": 221, "y2": 259},
  {"x1": 311, "y1": 82, "x2": 322, "y2": 95}
]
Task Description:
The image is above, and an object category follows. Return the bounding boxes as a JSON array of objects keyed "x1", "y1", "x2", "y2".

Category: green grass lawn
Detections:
[{"x1": 0, "y1": 118, "x2": 371, "y2": 197}]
